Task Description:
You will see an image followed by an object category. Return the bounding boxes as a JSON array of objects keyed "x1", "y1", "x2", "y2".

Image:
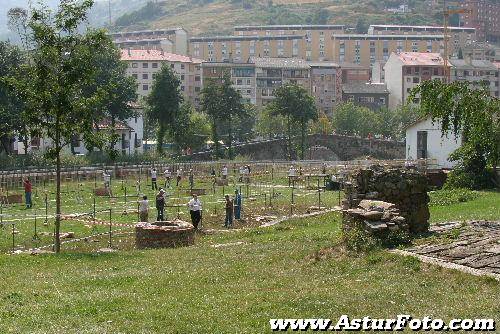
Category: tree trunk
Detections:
[
  {"x1": 54, "y1": 124, "x2": 61, "y2": 253},
  {"x1": 228, "y1": 115, "x2": 233, "y2": 160},
  {"x1": 300, "y1": 121, "x2": 305, "y2": 160},
  {"x1": 287, "y1": 114, "x2": 292, "y2": 161},
  {"x1": 157, "y1": 123, "x2": 165, "y2": 155}
]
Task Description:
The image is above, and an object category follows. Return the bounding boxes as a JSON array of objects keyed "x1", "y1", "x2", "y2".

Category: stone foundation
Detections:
[
  {"x1": 135, "y1": 220, "x2": 195, "y2": 249},
  {"x1": 343, "y1": 166, "x2": 430, "y2": 234}
]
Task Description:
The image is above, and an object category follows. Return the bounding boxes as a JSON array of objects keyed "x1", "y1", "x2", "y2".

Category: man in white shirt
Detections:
[
  {"x1": 151, "y1": 168, "x2": 158, "y2": 190},
  {"x1": 138, "y1": 195, "x2": 149, "y2": 222},
  {"x1": 187, "y1": 194, "x2": 202, "y2": 229},
  {"x1": 221, "y1": 165, "x2": 228, "y2": 180},
  {"x1": 164, "y1": 168, "x2": 172, "y2": 188}
]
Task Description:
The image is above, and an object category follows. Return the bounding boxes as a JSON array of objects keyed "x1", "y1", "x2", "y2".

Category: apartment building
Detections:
[
  {"x1": 233, "y1": 25, "x2": 345, "y2": 61},
  {"x1": 368, "y1": 24, "x2": 475, "y2": 56},
  {"x1": 462, "y1": 41, "x2": 498, "y2": 62},
  {"x1": 201, "y1": 62, "x2": 257, "y2": 104},
  {"x1": 331, "y1": 34, "x2": 444, "y2": 69},
  {"x1": 121, "y1": 49, "x2": 203, "y2": 107},
  {"x1": 309, "y1": 62, "x2": 342, "y2": 113},
  {"x1": 460, "y1": 0, "x2": 500, "y2": 42},
  {"x1": 449, "y1": 58, "x2": 499, "y2": 97},
  {"x1": 342, "y1": 82, "x2": 389, "y2": 111},
  {"x1": 189, "y1": 35, "x2": 306, "y2": 62},
  {"x1": 253, "y1": 57, "x2": 311, "y2": 108},
  {"x1": 384, "y1": 52, "x2": 447, "y2": 110},
  {"x1": 110, "y1": 28, "x2": 189, "y2": 55}
]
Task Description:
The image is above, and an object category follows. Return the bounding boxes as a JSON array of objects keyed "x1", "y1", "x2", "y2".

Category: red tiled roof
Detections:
[
  {"x1": 120, "y1": 49, "x2": 203, "y2": 64},
  {"x1": 396, "y1": 52, "x2": 445, "y2": 66}
]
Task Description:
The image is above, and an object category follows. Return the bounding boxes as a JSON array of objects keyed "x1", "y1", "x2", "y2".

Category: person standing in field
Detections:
[
  {"x1": 23, "y1": 178, "x2": 32, "y2": 209},
  {"x1": 164, "y1": 167, "x2": 172, "y2": 188},
  {"x1": 221, "y1": 165, "x2": 228, "y2": 180},
  {"x1": 224, "y1": 194, "x2": 233, "y2": 228},
  {"x1": 187, "y1": 194, "x2": 202, "y2": 229},
  {"x1": 139, "y1": 195, "x2": 149, "y2": 222},
  {"x1": 234, "y1": 189, "x2": 242, "y2": 220},
  {"x1": 156, "y1": 189, "x2": 166, "y2": 221},
  {"x1": 151, "y1": 167, "x2": 158, "y2": 190},
  {"x1": 176, "y1": 168, "x2": 183, "y2": 186}
]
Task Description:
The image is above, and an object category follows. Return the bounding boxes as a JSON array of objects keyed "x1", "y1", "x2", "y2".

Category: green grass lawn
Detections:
[{"x1": 0, "y1": 190, "x2": 498, "y2": 333}]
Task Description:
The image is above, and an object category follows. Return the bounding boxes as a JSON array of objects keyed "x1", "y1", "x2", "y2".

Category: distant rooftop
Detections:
[
  {"x1": 449, "y1": 59, "x2": 497, "y2": 70},
  {"x1": 369, "y1": 24, "x2": 475, "y2": 32},
  {"x1": 333, "y1": 34, "x2": 444, "y2": 40},
  {"x1": 307, "y1": 61, "x2": 340, "y2": 68},
  {"x1": 109, "y1": 28, "x2": 185, "y2": 37},
  {"x1": 342, "y1": 82, "x2": 389, "y2": 94},
  {"x1": 120, "y1": 49, "x2": 202, "y2": 64},
  {"x1": 234, "y1": 25, "x2": 345, "y2": 31},
  {"x1": 394, "y1": 52, "x2": 445, "y2": 66},
  {"x1": 251, "y1": 57, "x2": 309, "y2": 69},
  {"x1": 190, "y1": 35, "x2": 305, "y2": 42}
]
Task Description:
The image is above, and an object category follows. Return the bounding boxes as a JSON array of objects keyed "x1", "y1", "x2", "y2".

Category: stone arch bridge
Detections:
[{"x1": 189, "y1": 134, "x2": 405, "y2": 161}]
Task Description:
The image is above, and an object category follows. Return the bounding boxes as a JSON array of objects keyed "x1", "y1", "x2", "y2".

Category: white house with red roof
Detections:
[{"x1": 384, "y1": 52, "x2": 448, "y2": 110}]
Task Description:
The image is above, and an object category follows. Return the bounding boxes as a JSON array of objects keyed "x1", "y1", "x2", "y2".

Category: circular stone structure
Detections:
[{"x1": 135, "y1": 220, "x2": 195, "y2": 249}]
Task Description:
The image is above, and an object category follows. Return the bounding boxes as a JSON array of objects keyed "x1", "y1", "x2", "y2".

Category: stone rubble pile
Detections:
[{"x1": 343, "y1": 166, "x2": 430, "y2": 235}]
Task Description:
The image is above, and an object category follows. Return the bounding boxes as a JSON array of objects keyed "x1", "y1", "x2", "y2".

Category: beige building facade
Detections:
[
  {"x1": 121, "y1": 49, "x2": 203, "y2": 107},
  {"x1": 111, "y1": 28, "x2": 189, "y2": 55}
]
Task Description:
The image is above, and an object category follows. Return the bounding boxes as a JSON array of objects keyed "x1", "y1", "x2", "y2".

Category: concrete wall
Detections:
[{"x1": 384, "y1": 54, "x2": 403, "y2": 110}]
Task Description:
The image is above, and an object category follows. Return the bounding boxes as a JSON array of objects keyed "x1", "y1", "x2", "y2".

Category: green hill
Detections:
[{"x1": 110, "y1": 0, "x2": 446, "y2": 36}]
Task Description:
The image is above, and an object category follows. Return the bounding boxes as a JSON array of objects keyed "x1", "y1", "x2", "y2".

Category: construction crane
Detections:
[{"x1": 442, "y1": 0, "x2": 472, "y2": 82}]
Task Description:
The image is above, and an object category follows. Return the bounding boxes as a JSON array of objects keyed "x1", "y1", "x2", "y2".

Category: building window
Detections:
[
  {"x1": 152, "y1": 63, "x2": 158, "y2": 68},
  {"x1": 142, "y1": 74, "x2": 148, "y2": 79},
  {"x1": 181, "y1": 74, "x2": 185, "y2": 80},
  {"x1": 171, "y1": 64, "x2": 175, "y2": 69},
  {"x1": 143, "y1": 84, "x2": 148, "y2": 91},
  {"x1": 132, "y1": 63, "x2": 138, "y2": 68},
  {"x1": 142, "y1": 63, "x2": 148, "y2": 68},
  {"x1": 195, "y1": 75, "x2": 201, "y2": 81},
  {"x1": 132, "y1": 74, "x2": 138, "y2": 79},
  {"x1": 195, "y1": 86, "x2": 200, "y2": 92},
  {"x1": 413, "y1": 77, "x2": 419, "y2": 83},
  {"x1": 181, "y1": 64, "x2": 185, "y2": 70}
]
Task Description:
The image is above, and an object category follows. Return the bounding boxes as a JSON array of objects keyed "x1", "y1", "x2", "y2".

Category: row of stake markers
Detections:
[{"x1": 0, "y1": 160, "x2": 408, "y2": 253}]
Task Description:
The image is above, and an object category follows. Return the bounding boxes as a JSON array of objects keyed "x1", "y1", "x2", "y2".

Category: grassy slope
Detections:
[
  {"x1": 115, "y1": 0, "x2": 442, "y2": 36},
  {"x1": 0, "y1": 191, "x2": 499, "y2": 333}
]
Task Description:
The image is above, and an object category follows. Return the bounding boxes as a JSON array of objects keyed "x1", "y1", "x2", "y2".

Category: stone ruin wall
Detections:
[{"x1": 342, "y1": 166, "x2": 430, "y2": 236}]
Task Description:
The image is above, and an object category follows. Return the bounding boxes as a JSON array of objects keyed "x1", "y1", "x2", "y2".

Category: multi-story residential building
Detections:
[
  {"x1": 110, "y1": 28, "x2": 189, "y2": 55},
  {"x1": 233, "y1": 25, "x2": 345, "y2": 61},
  {"x1": 331, "y1": 34, "x2": 445, "y2": 81},
  {"x1": 384, "y1": 52, "x2": 447, "y2": 110},
  {"x1": 253, "y1": 57, "x2": 311, "y2": 108},
  {"x1": 189, "y1": 35, "x2": 306, "y2": 62},
  {"x1": 368, "y1": 24, "x2": 475, "y2": 56},
  {"x1": 339, "y1": 62, "x2": 371, "y2": 83},
  {"x1": 460, "y1": 0, "x2": 500, "y2": 42},
  {"x1": 450, "y1": 58, "x2": 499, "y2": 97},
  {"x1": 462, "y1": 41, "x2": 498, "y2": 62},
  {"x1": 121, "y1": 49, "x2": 203, "y2": 107},
  {"x1": 342, "y1": 82, "x2": 390, "y2": 111},
  {"x1": 201, "y1": 62, "x2": 257, "y2": 104},
  {"x1": 309, "y1": 62, "x2": 342, "y2": 113}
]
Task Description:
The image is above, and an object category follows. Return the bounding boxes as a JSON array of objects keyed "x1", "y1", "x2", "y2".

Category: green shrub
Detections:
[
  {"x1": 342, "y1": 225, "x2": 379, "y2": 253},
  {"x1": 429, "y1": 188, "x2": 480, "y2": 207}
]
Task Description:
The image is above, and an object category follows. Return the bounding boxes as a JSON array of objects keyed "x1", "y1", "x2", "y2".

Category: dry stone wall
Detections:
[{"x1": 343, "y1": 166, "x2": 430, "y2": 235}]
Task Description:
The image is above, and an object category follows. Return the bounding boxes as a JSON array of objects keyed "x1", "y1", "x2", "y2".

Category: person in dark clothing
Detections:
[
  {"x1": 23, "y1": 178, "x2": 32, "y2": 209},
  {"x1": 224, "y1": 194, "x2": 233, "y2": 228},
  {"x1": 155, "y1": 189, "x2": 166, "y2": 221},
  {"x1": 233, "y1": 189, "x2": 242, "y2": 220}
]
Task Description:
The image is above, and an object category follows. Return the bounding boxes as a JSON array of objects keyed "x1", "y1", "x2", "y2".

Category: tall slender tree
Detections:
[
  {"x1": 146, "y1": 65, "x2": 183, "y2": 154},
  {"x1": 8, "y1": 0, "x2": 134, "y2": 252}
]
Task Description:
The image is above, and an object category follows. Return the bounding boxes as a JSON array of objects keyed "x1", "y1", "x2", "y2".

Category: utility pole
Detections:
[{"x1": 108, "y1": 0, "x2": 112, "y2": 26}]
